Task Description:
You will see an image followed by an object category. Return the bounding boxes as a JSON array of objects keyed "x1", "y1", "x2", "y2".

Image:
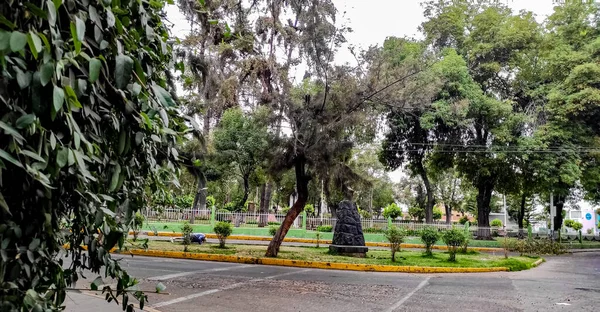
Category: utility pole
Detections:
[
  {"x1": 550, "y1": 192, "x2": 555, "y2": 240},
  {"x1": 503, "y1": 194, "x2": 508, "y2": 230}
]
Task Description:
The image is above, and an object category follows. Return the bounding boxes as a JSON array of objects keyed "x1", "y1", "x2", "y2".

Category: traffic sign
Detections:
[{"x1": 585, "y1": 213, "x2": 592, "y2": 221}]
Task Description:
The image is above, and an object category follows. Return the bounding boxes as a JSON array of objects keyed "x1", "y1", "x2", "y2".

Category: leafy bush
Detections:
[
  {"x1": 385, "y1": 226, "x2": 406, "y2": 262},
  {"x1": 572, "y1": 222, "x2": 583, "y2": 231},
  {"x1": 132, "y1": 212, "x2": 145, "y2": 240},
  {"x1": 175, "y1": 195, "x2": 194, "y2": 209},
  {"x1": 512, "y1": 239, "x2": 568, "y2": 255},
  {"x1": 224, "y1": 202, "x2": 237, "y2": 212},
  {"x1": 268, "y1": 221, "x2": 281, "y2": 226},
  {"x1": 383, "y1": 203, "x2": 402, "y2": 220},
  {"x1": 459, "y1": 216, "x2": 470, "y2": 225},
  {"x1": 433, "y1": 208, "x2": 443, "y2": 221},
  {"x1": 246, "y1": 220, "x2": 258, "y2": 225},
  {"x1": 206, "y1": 196, "x2": 216, "y2": 208},
  {"x1": 442, "y1": 228, "x2": 467, "y2": 262},
  {"x1": 317, "y1": 225, "x2": 333, "y2": 232},
  {"x1": 181, "y1": 222, "x2": 194, "y2": 252},
  {"x1": 214, "y1": 222, "x2": 233, "y2": 248},
  {"x1": 564, "y1": 219, "x2": 575, "y2": 228},
  {"x1": 420, "y1": 227, "x2": 439, "y2": 256},
  {"x1": 359, "y1": 209, "x2": 373, "y2": 219},
  {"x1": 269, "y1": 226, "x2": 278, "y2": 236},
  {"x1": 461, "y1": 222, "x2": 471, "y2": 253},
  {"x1": 304, "y1": 204, "x2": 315, "y2": 216},
  {"x1": 491, "y1": 219, "x2": 503, "y2": 227}
]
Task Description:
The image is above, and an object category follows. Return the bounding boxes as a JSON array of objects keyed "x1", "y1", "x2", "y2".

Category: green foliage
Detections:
[
  {"x1": 359, "y1": 209, "x2": 373, "y2": 219},
  {"x1": 459, "y1": 216, "x2": 470, "y2": 225},
  {"x1": 433, "y1": 208, "x2": 443, "y2": 221},
  {"x1": 268, "y1": 226, "x2": 278, "y2": 236},
  {"x1": 214, "y1": 222, "x2": 233, "y2": 248},
  {"x1": 133, "y1": 212, "x2": 145, "y2": 240},
  {"x1": 408, "y1": 206, "x2": 425, "y2": 221},
  {"x1": 216, "y1": 209, "x2": 232, "y2": 222},
  {"x1": 0, "y1": 0, "x2": 184, "y2": 309},
  {"x1": 206, "y1": 196, "x2": 216, "y2": 208},
  {"x1": 491, "y1": 219, "x2": 503, "y2": 227},
  {"x1": 572, "y1": 222, "x2": 583, "y2": 231},
  {"x1": 461, "y1": 222, "x2": 471, "y2": 253},
  {"x1": 420, "y1": 227, "x2": 440, "y2": 256},
  {"x1": 316, "y1": 225, "x2": 333, "y2": 232},
  {"x1": 511, "y1": 239, "x2": 569, "y2": 256},
  {"x1": 181, "y1": 222, "x2": 194, "y2": 252},
  {"x1": 268, "y1": 221, "x2": 281, "y2": 226},
  {"x1": 385, "y1": 226, "x2": 406, "y2": 262},
  {"x1": 442, "y1": 228, "x2": 467, "y2": 262},
  {"x1": 363, "y1": 227, "x2": 385, "y2": 234},
  {"x1": 564, "y1": 219, "x2": 575, "y2": 228},
  {"x1": 383, "y1": 203, "x2": 402, "y2": 220},
  {"x1": 304, "y1": 204, "x2": 315, "y2": 216}
]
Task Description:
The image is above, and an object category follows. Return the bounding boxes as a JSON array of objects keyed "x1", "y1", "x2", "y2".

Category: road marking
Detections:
[
  {"x1": 556, "y1": 303, "x2": 571, "y2": 306},
  {"x1": 152, "y1": 268, "x2": 312, "y2": 308},
  {"x1": 385, "y1": 277, "x2": 430, "y2": 312},
  {"x1": 148, "y1": 264, "x2": 254, "y2": 281}
]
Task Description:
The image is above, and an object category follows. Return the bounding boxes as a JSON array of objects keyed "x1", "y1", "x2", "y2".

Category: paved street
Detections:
[{"x1": 65, "y1": 252, "x2": 600, "y2": 312}]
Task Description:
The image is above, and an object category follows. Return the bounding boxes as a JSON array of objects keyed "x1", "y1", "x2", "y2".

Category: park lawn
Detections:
[{"x1": 140, "y1": 240, "x2": 539, "y2": 271}]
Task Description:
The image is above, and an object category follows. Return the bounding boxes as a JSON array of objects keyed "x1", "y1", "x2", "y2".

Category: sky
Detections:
[{"x1": 165, "y1": 0, "x2": 559, "y2": 183}]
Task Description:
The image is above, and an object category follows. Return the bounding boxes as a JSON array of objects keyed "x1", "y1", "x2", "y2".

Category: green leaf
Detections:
[
  {"x1": 10, "y1": 31, "x2": 27, "y2": 52},
  {"x1": 89, "y1": 58, "x2": 101, "y2": 83},
  {"x1": 90, "y1": 276, "x2": 104, "y2": 291},
  {"x1": 27, "y1": 32, "x2": 42, "y2": 59},
  {"x1": 39, "y1": 33, "x2": 51, "y2": 53},
  {"x1": 106, "y1": 9, "x2": 115, "y2": 28},
  {"x1": 64, "y1": 85, "x2": 82, "y2": 109},
  {"x1": 24, "y1": 3, "x2": 47, "y2": 19},
  {"x1": 49, "y1": 133, "x2": 56, "y2": 150},
  {"x1": 134, "y1": 59, "x2": 146, "y2": 85},
  {"x1": 56, "y1": 148, "x2": 68, "y2": 168},
  {"x1": 16, "y1": 114, "x2": 35, "y2": 129},
  {"x1": 115, "y1": 55, "x2": 133, "y2": 89},
  {"x1": 152, "y1": 85, "x2": 175, "y2": 107},
  {"x1": 0, "y1": 121, "x2": 25, "y2": 142},
  {"x1": 118, "y1": 131, "x2": 126, "y2": 155},
  {"x1": 21, "y1": 150, "x2": 46, "y2": 163},
  {"x1": 70, "y1": 22, "x2": 81, "y2": 54},
  {"x1": 0, "y1": 149, "x2": 22, "y2": 168},
  {"x1": 0, "y1": 192, "x2": 10, "y2": 216},
  {"x1": 40, "y1": 62, "x2": 54, "y2": 86},
  {"x1": 67, "y1": 149, "x2": 75, "y2": 166},
  {"x1": 53, "y1": 85, "x2": 65, "y2": 113},
  {"x1": 0, "y1": 16, "x2": 16, "y2": 30},
  {"x1": 16, "y1": 69, "x2": 32, "y2": 89},
  {"x1": 155, "y1": 282, "x2": 166, "y2": 293},
  {"x1": 0, "y1": 31, "x2": 10, "y2": 51},
  {"x1": 108, "y1": 163, "x2": 121, "y2": 192},
  {"x1": 75, "y1": 17, "x2": 86, "y2": 42},
  {"x1": 89, "y1": 5, "x2": 101, "y2": 26},
  {"x1": 47, "y1": 1, "x2": 57, "y2": 26}
]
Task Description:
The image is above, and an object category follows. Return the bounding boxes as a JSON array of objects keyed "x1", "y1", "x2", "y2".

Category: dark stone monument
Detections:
[{"x1": 329, "y1": 200, "x2": 368, "y2": 257}]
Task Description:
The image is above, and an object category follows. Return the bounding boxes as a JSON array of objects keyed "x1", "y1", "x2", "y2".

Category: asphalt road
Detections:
[{"x1": 64, "y1": 252, "x2": 600, "y2": 312}]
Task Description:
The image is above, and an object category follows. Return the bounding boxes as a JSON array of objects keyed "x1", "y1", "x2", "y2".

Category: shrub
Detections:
[
  {"x1": 511, "y1": 239, "x2": 568, "y2": 255},
  {"x1": 175, "y1": 195, "x2": 194, "y2": 209},
  {"x1": 214, "y1": 222, "x2": 233, "y2": 248},
  {"x1": 268, "y1": 226, "x2": 278, "y2": 236},
  {"x1": 246, "y1": 220, "x2": 258, "y2": 225},
  {"x1": 420, "y1": 227, "x2": 439, "y2": 256},
  {"x1": 268, "y1": 221, "x2": 281, "y2": 226},
  {"x1": 317, "y1": 225, "x2": 333, "y2": 232},
  {"x1": 385, "y1": 226, "x2": 406, "y2": 262},
  {"x1": 433, "y1": 208, "x2": 443, "y2": 221},
  {"x1": 304, "y1": 204, "x2": 315, "y2": 216},
  {"x1": 564, "y1": 219, "x2": 575, "y2": 228},
  {"x1": 181, "y1": 222, "x2": 194, "y2": 252},
  {"x1": 461, "y1": 222, "x2": 471, "y2": 253},
  {"x1": 442, "y1": 228, "x2": 467, "y2": 262},
  {"x1": 383, "y1": 203, "x2": 402, "y2": 220},
  {"x1": 359, "y1": 209, "x2": 372, "y2": 219},
  {"x1": 572, "y1": 222, "x2": 583, "y2": 231},
  {"x1": 133, "y1": 212, "x2": 145, "y2": 240},
  {"x1": 491, "y1": 219, "x2": 503, "y2": 227},
  {"x1": 224, "y1": 202, "x2": 237, "y2": 212},
  {"x1": 206, "y1": 196, "x2": 216, "y2": 208}
]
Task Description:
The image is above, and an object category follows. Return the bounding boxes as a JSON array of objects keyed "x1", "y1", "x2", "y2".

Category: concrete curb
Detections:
[
  {"x1": 115, "y1": 248, "x2": 509, "y2": 273},
  {"x1": 532, "y1": 258, "x2": 544, "y2": 267},
  {"x1": 132, "y1": 231, "x2": 504, "y2": 252}
]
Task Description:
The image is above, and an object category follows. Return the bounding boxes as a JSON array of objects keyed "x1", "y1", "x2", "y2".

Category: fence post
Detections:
[
  {"x1": 387, "y1": 217, "x2": 392, "y2": 229},
  {"x1": 210, "y1": 205, "x2": 216, "y2": 226},
  {"x1": 302, "y1": 210, "x2": 307, "y2": 231}
]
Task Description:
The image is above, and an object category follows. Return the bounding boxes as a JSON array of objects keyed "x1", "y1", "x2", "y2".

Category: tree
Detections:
[
  {"x1": 0, "y1": 0, "x2": 185, "y2": 309},
  {"x1": 213, "y1": 108, "x2": 269, "y2": 211},
  {"x1": 383, "y1": 203, "x2": 402, "y2": 220},
  {"x1": 431, "y1": 168, "x2": 468, "y2": 224}
]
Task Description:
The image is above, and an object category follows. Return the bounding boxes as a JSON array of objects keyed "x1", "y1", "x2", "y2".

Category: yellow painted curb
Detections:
[
  {"x1": 116, "y1": 249, "x2": 509, "y2": 273},
  {"x1": 532, "y1": 258, "x2": 544, "y2": 267},
  {"x1": 132, "y1": 231, "x2": 504, "y2": 252}
]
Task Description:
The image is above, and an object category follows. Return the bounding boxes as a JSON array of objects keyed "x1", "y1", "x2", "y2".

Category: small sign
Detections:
[{"x1": 586, "y1": 213, "x2": 592, "y2": 221}]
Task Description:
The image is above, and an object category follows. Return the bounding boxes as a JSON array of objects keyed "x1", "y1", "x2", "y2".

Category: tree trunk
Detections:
[
  {"x1": 266, "y1": 157, "x2": 309, "y2": 257},
  {"x1": 259, "y1": 183, "x2": 271, "y2": 227},
  {"x1": 518, "y1": 193, "x2": 526, "y2": 239},
  {"x1": 191, "y1": 173, "x2": 207, "y2": 224},
  {"x1": 476, "y1": 180, "x2": 494, "y2": 239},
  {"x1": 445, "y1": 204, "x2": 452, "y2": 225},
  {"x1": 238, "y1": 175, "x2": 250, "y2": 211},
  {"x1": 553, "y1": 194, "x2": 565, "y2": 232},
  {"x1": 417, "y1": 162, "x2": 434, "y2": 224}
]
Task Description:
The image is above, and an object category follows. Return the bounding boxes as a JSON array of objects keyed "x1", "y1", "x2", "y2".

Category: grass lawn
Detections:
[{"x1": 140, "y1": 240, "x2": 539, "y2": 271}]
